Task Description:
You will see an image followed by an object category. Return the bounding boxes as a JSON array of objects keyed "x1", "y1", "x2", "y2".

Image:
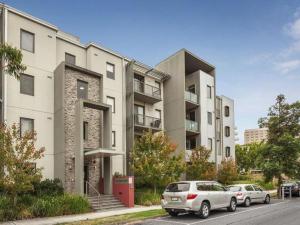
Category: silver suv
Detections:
[{"x1": 161, "y1": 181, "x2": 237, "y2": 219}]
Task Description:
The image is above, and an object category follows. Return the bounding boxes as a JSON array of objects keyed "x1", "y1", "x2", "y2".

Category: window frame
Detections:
[
  {"x1": 207, "y1": 85, "x2": 212, "y2": 99},
  {"x1": 225, "y1": 146, "x2": 231, "y2": 157},
  {"x1": 83, "y1": 121, "x2": 88, "y2": 141},
  {"x1": 20, "y1": 117, "x2": 34, "y2": 137},
  {"x1": 77, "y1": 80, "x2": 88, "y2": 99},
  {"x1": 20, "y1": 29, "x2": 35, "y2": 53},
  {"x1": 225, "y1": 126, "x2": 230, "y2": 137},
  {"x1": 65, "y1": 52, "x2": 76, "y2": 65},
  {"x1": 106, "y1": 62, "x2": 115, "y2": 80},
  {"x1": 20, "y1": 74, "x2": 34, "y2": 96},
  {"x1": 208, "y1": 138, "x2": 213, "y2": 150},
  {"x1": 188, "y1": 84, "x2": 196, "y2": 94},
  {"x1": 107, "y1": 96, "x2": 115, "y2": 113},
  {"x1": 224, "y1": 106, "x2": 230, "y2": 117},
  {"x1": 112, "y1": 131, "x2": 116, "y2": 147},
  {"x1": 207, "y1": 112, "x2": 212, "y2": 125},
  {"x1": 155, "y1": 109, "x2": 161, "y2": 120}
]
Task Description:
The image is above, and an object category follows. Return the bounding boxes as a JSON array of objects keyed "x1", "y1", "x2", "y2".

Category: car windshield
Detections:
[
  {"x1": 227, "y1": 186, "x2": 242, "y2": 192},
  {"x1": 165, "y1": 183, "x2": 190, "y2": 192}
]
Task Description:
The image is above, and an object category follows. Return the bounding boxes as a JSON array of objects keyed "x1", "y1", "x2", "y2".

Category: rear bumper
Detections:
[{"x1": 161, "y1": 199, "x2": 200, "y2": 212}]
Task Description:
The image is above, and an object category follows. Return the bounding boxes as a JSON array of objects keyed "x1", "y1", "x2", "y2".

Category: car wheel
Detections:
[
  {"x1": 227, "y1": 198, "x2": 237, "y2": 212},
  {"x1": 198, "y1": 202, "x2": 210, "y2": 219},
  {"x1": 244, "y1": 197, "x2": 251, "y2": 207},
  {"x1": 168, "y1": 211, "x2": 179, "y2": 217},
  {"x1": 264, "y1": 195, "x2": 270, "y2": 204}
]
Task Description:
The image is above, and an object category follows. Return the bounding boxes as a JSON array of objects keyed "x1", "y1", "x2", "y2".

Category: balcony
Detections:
[
  {"x1": 185, "y1": 91, "x2": 199, "y2": 110},
  {"x1": 134, "y1": 79, "x2": 161, "y2": 104},
  {"x1": 185, "y1": 119, "x2": 200, "y2": 136},
  {"x1": 134, "y1": 114, "x2": 162, "y2": 134}
]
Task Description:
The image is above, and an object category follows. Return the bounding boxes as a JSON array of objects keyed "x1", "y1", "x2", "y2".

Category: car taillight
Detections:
[
  {"x1": 187, "y1": 194, "x2": 198, "y2": 200},
  {"x1": 161, "y1": 194, "x2": 164, "y2": 200},
  {"x1": 236, "y1": 192, "x2": 243, "y2": 197}
]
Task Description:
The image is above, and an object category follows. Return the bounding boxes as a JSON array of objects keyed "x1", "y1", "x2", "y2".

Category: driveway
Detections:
[{"x1": 135, "y1": 198, "x2": 300, "y2": 225}]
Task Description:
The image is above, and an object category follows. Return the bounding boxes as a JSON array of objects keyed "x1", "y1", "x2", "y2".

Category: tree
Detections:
[
  {"x1": 235, "y1": 143, "x2": 264, "y2": 173},
  {"x1": 186, "y1": 146, "x2": 216, "y2": 180},
  {"x1": 258, "y1": 95, "x2": 300, "y2": 196},
  {"x1": 131, "y1": 131, "x2": 186, "y2": 193},
  {"x1": 217, "y1": 158, "x2": 238, "y2": 185},
  {"x1": 0, "y1": 44, "x2": 26, "y2": 79},
  {"x1": 0, "y1": 124, "x2": 45, "y2": 205}
]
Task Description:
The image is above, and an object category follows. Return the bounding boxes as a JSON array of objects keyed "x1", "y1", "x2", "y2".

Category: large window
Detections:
[
  {"x1": 225, "y1": 146, "x2": 231, "y2": 157},
  {"x1": 208, "y1": 138, "x2": 213, "y2": 150},
  {"x1": 225, "y1": 106, "x2": 230, "y2": 117},
  {"x1": 134, "y1": 104, "x2": 145, "y2": 125},
  {"x1": 107, "y1": 96, "x2": 115, "y2": 113},
  {"x1": 83, "y1": 121, "x2": 88, "y2": 140},
  {"x1": 20, "y1": 74, "x2": 34, "y2": 96},
  {"x1": 207, "y1": 85, "x2": 212, "y2": 99},
  {"x1": 225, "y1": 126, "x2": 230, "y2": 137},
  {"x1": 155, "y1": 109, "x2": 161, "y2": 120},
  {"x1": 20, "y1": 29, "x2": 34, "y2": 53},
  {"x1": 20, "y1": 117, "x2": 34, "y2": 137},
  {"x1": 106, "y1": 63, "x2": 115, "y2": 80},
  {"x1": 112, "y1": 131, "x2": 116, "y2": 147},
  {"x1": 65, "y1": 53, "x2": 76, "y2": 65},
  {"x1": 207, "y1": 112, "x2": 212, "y2": 125},
  {"x1": 186, "y1": 138, "x2": 196, "y2": 150},
  {"x1": 77, "y1": 80, "x2": 88, "y2": 99}
]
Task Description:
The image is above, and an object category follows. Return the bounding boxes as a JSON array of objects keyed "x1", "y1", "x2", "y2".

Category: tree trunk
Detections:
[{"x1": 277, "y1": 176, "x2": 282, "y2": 198}]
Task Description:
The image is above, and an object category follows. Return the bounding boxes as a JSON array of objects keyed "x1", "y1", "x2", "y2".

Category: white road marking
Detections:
[
  {"x1": 153, "y1": 218, "x2": 188, "y2": 225},
  {"x1": 188, "y1": 201, "x2": 288, "y2": 225}
]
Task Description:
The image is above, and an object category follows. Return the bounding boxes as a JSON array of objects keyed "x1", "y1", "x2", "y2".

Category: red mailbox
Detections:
[{"x1": 112, "y1": 176, "x2": 134, "y2": 207}]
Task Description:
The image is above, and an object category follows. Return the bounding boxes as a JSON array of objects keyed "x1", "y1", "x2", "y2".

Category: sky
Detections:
[{"x1": 3, "y1": 0, "x2": 300, "y2": 143}]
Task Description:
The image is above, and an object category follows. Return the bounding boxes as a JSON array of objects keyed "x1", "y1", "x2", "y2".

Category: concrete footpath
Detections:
[{"x1": 1, "y1": 205, "x2": 161, "y2": 225}]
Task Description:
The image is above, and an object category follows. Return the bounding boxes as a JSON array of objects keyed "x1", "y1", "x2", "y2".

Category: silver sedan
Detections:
[{"x1": 227, "y1": 184, "x2": 271, "y2": 207}]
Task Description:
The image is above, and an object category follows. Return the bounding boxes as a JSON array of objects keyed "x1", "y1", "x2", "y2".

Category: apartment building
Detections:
[
  {"x1": 244, "y1": 128, "x2": 268, "y2": 144},
  {"x1": 0, "y1": 4, "x2": 235, "y2": 195}
]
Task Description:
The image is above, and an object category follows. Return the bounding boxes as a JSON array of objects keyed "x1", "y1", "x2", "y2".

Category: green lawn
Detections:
[{"x1": 61, "y1": 209, "x2": 166, "y2": 225}]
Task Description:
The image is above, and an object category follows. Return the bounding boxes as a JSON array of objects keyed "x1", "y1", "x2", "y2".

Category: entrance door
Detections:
[{"x1": 84, "y1": 165, "x2": 89, "y2": 194}]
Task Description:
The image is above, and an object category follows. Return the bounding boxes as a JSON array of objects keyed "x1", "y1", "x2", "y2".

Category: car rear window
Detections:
[
  {"x1": 227, "y1": 186, "x2": 242, "y2": 192},
  {"x1": 165, "y1": 183, "x2": 190, "y2": 192}
]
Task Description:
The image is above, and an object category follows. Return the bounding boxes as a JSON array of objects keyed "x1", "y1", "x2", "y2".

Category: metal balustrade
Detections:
[
  {"x1": 185, "y1": 91, "x2": 198, "y2": 104},
  {"x1": 134, "y1": 114, "x2": 162, "y2": 129},
  {"x1": 134, "y1": 79, "x2": 161, "y2": 99},
  {"x1": 185, "y1": 119, "x2": 199, "y2": 132}
]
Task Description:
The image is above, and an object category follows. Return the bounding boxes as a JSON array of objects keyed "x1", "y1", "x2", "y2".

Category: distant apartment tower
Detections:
[{"x1": 244, "y1": 128, "x2": 268, "y2": 144}]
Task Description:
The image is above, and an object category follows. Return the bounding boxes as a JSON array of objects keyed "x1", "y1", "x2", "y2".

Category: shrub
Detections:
[
  {"x1": 135, "y1": 188, "x2": 162, "y2": 206},
  {"x1": 0, "y1": 196, "x2": 16, "y2": 221},
  {"x1": 60, "y1": 194, "x2": 91, "y2": 215},
  {"x1": 217, "y1": 158, "x2": 238, "y2": 185},
  {"x1": 33, "y1": 178, "x2": 64, "y2": 196}
]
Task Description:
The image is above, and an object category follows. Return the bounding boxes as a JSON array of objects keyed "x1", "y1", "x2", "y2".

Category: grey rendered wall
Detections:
[
  {"x1": 54, "y1": 63, "x2": 66, "y2": 185},
  {"x1": 155, "y1": 51, "x2": 186, "y2": 155}
]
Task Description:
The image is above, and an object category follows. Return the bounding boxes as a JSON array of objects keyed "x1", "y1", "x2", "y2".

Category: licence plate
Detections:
[{"x1": 171, "y1": 197, "x2": 179, "y2": 201}]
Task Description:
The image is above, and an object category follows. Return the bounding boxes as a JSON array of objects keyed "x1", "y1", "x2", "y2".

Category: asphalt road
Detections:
[{"x1": 134, "y1": 198, "x2": 300, "y2": 225}]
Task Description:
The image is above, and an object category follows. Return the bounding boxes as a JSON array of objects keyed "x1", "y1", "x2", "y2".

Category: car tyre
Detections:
[
  {"x1": 168, "y1": 211, "x2": 179, "y2": 217},
  {"x1": 197, "y1": 202, "x2": 210, "y2": 219},
  {"x1": 244, "y1": 197, "x2": 251, "y2": 207},
  {"x1": 227, "y1": 198, "x2": 237, "y2": 212},
  {"x1": 264, "y1": 195, "x2": 270, "y2": 204}
]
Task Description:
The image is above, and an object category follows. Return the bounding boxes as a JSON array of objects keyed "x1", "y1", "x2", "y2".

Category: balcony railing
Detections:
[
  {"x1": 185, "y1": 91, "x2": 198, "y2": 104},
  {"x1": 134, "y1": 114, "x2": 162, "y2": 129},
  {"x1": 185, "y1": 119, "x2": 199, "y2": 132},
  {"x1": 134, "y1": 79, "x2": 161, "y2": 99}
]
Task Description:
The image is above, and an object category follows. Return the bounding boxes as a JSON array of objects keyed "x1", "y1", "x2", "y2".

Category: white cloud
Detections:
[
  {"x1": 276, "y1": 59, "x2": 300, "y2": 74},
  {"x1": 284, "y1": 18, "x2": 300, "y2": 40}
]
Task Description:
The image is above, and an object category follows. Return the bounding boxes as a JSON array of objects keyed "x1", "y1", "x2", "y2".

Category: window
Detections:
[
  {"x1": 186, "y1": 138, "x2": 196, "y2": 150},
  {"x1": 20, "y1": 29, "x2": 34, "y2": 52},
  {"x1": 187, "y1": 111, "x2": 196, "y2": 121},
  {"x1": 166, "y1": 183, "x2": 190, "y2": 192},
  {"x1": 20, "y1": 74, "x2": 34, "y2": 96},
  {"x1": 188, "y1": 84, "x2": 196, "y2": 94},
  {"x1": 83, "y1": 122, "x2": 88, "y2": 140},
  {"x1": 245, "y1": 185, "x2": 254, "y2": 191},
  {"x1": 225, "y1": 106, "x2": 230, "y2": 117},
  {"x1": 20, "y1": 117, "x2": 34, "y2": 137},
  {"x1": 217, "y1": 140, "x2": 221, "y2": 155},
  {"x1": 225, "y1": 146, "x2": 231, "y2": 157},
  {"x1": 106, "y1": 63, "x2": 115, "y2": 79},
  {"x1": 65, "y1": 53, "x2": 76, "y2": 65},
  {"x1": 134, "y1": 105, "x2": 145, "y2": 125},
  {"x1": 208, "y1": 138, "x2": 213, "y2": 150},
  {"x1": 225, "y1": 126, "x2": 230, "y2": 137},
  {"x1": 112, "y1": 131, "x2": 116, "y2": 147},
  {"x1": 107, "y1": 96, "x2": 115, "y2": 113},
  {"x1": 154, "y1": 81, "x2": 161, "y2": 90},
  {"x1": 207, "y1": 112, "x2": 212, "y2": 125},
  {"x1": 197, "y1": 183, "x2": 213, "y2": 191},
  {"x1": 207, "y1": 85, "x2": 212, "y2": 99},
  {"x1": 77, "y1": 80, "x2": 88, "y2": 99},
  {"x1": 155, "y1": 109, "x2": 161, "y2": 120},
  {"x1": 212, "y1": 183, "x2": 225, "y2": 191},
  {"x1": 253, "y1": 185, "x2": 263, "y2": 191}
]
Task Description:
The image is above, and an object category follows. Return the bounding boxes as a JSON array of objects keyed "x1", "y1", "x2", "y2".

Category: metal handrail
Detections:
[
  {"x1": 185, "y1": 119, "x2": 199, "y2": 132},
  {"x1": 134, "y1": 113, "x2": 162, "y2": 129},
  {"x1": 85, "y1": 181, "x2": 101, "y2": 208},
  {"x1": 134, "y1": 79, "x2": 161, "y2": 99},
  {"x1": 185, "y1": 91, "x2": 198, "y2": 104}
]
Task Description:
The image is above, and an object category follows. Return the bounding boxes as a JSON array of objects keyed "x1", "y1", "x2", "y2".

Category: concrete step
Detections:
[{"x1": 87, "y1": 195, "x2": 125, "y2": 211}]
